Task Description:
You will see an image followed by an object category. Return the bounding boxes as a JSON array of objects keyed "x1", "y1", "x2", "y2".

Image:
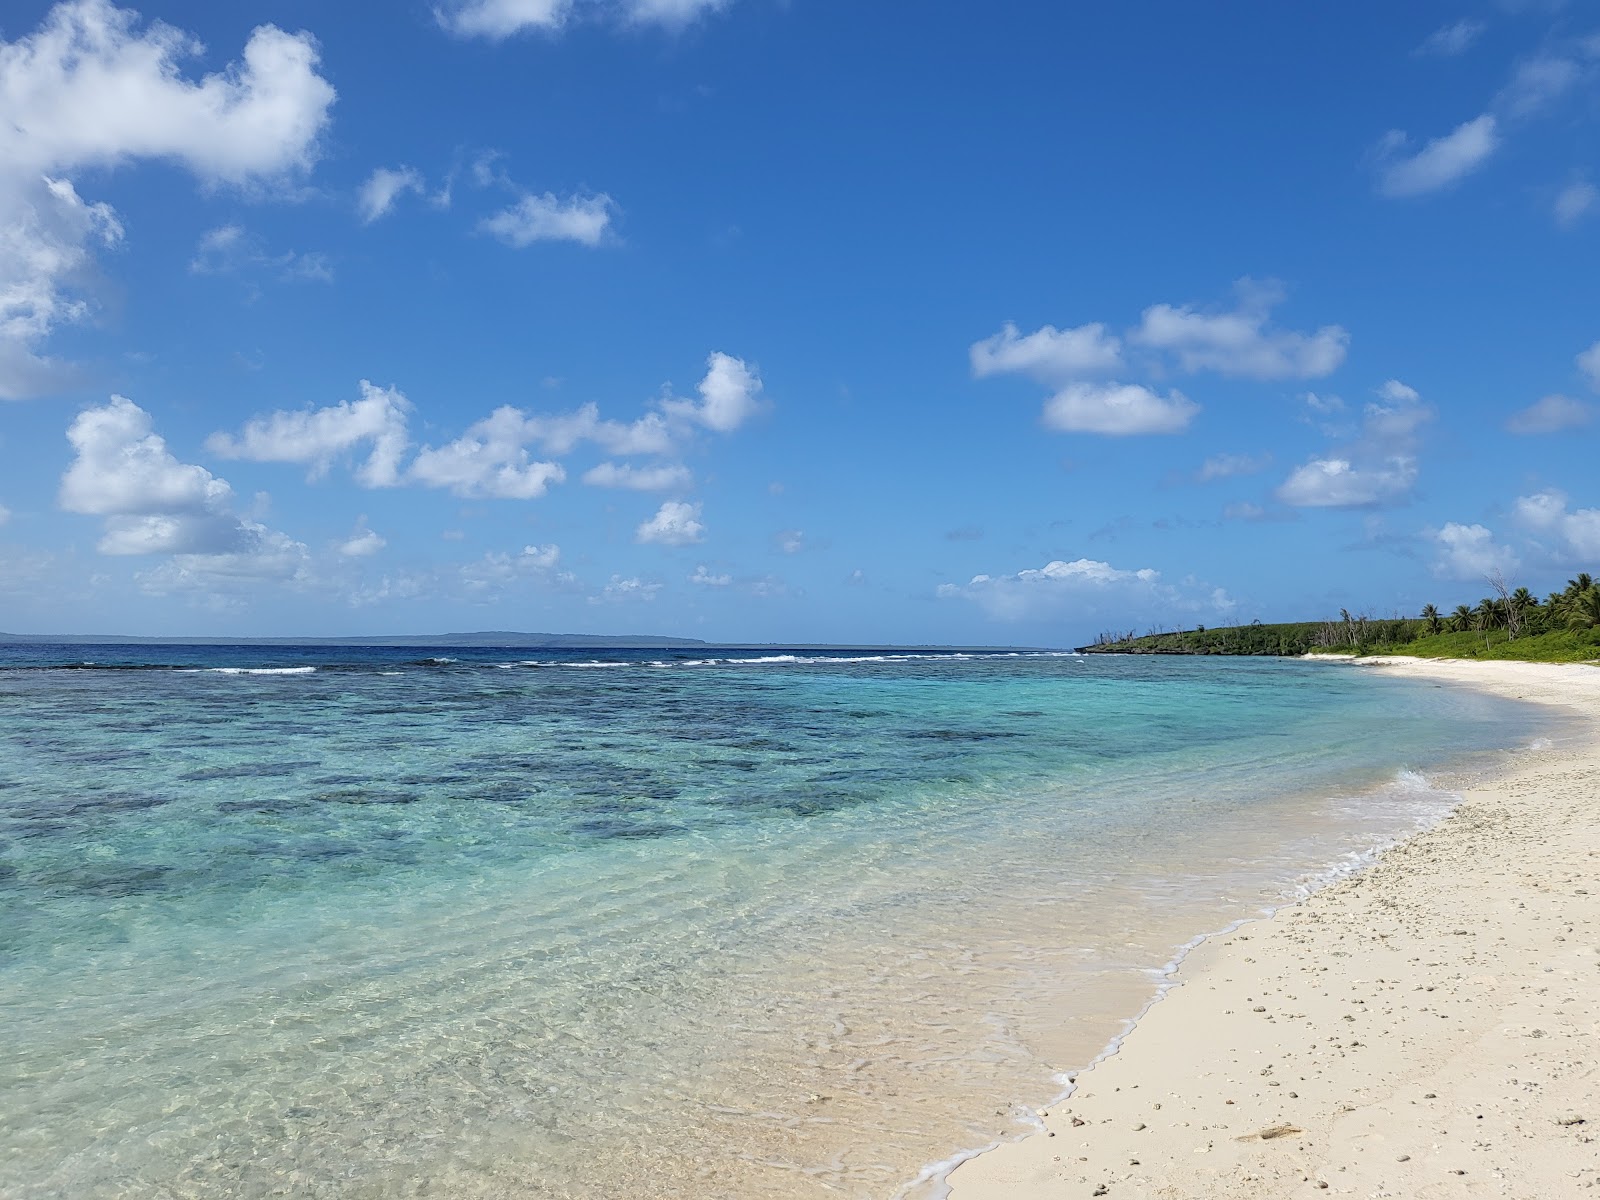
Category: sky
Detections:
[{"x1": 1, "y1": 0, "x2": 1598, "y2": 646}]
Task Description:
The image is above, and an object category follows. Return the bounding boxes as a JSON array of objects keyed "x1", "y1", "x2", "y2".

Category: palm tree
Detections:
[
  {"x1": 1450, "y1": 604, "x2": 1474, "y2": 633},
  {"x1": 1568, "y1": 573, "x2": 1595, "y2": 597},
  {"x1": 1567, "y1": 586, "x2": 1600, "y2": 631},
  {"x1": 1474, "y1": 597, "x2": 1503, "y2": 632},
  {"x1": 1420, "y1": 603, "x2": 1442, "y2": 635}
]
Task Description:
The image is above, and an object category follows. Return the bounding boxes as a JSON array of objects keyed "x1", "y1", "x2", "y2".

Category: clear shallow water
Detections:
[{"x1": 0, "y1": 645, "x2": 1552, "y2": 1198}]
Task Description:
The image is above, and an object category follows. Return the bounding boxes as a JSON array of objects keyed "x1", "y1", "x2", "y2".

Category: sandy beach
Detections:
[{"x1": 946, "y1": 657, "x2": 1600, "y2": 1200}]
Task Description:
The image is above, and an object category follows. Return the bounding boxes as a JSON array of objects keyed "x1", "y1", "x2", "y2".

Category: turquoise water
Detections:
[{"x1": 0, "y1": 647, "x2": 1551, "y2": 1197}]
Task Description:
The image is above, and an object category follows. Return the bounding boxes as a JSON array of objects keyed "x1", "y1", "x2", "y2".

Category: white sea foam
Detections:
[{"x1": 178, "y1": 666, "x2": 318, "y2": 676}]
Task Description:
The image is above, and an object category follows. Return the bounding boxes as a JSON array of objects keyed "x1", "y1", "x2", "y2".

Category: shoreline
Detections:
[{"x1": 942, "y1": 657, "x2": 1600, "y2": 1199}]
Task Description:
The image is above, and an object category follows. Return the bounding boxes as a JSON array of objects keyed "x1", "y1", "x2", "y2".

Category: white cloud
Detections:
[
  {"x1": 337, "y1": 520, "x2": 386, "y2": 557},
  {"x1": 62, "y1": 395, "x2": 233, "y2": 519},
  {"x1": 188, "y1": 223, "x2": 332, "y2": 284},
  {"x1": 776, "y1": 529, "x2": 805, "y2": 554},
  {"x1": 597, "y1": 574, "x2": 663, "y2": 603},
  {"x1": 1376, "y1": 115, "x2": 1499, "y2": 197},
  {"x1": 1506, "y1": 393, "x2": 1591, "y2": 434},
  {"x1": 1514, "y1": 489, "x2": 1600, "y2": 559},
  {"x1": 1430, "y1": 522, "x2": 1519, "y2": 580},
  {"x1": 437, "y1": 0, "x2": 728, "y2": 37},
  {"x1": 1196, "y1": 452, "x2": 1271, "y2": 482},
  {"x1": 357, "y1": 166, "x2": 426, "y2": 223},
  {"x1": 136, "y1": 522, "x2": 310, "y2": 596},
  {"x1": 1578, "y1": 340, "x2": 1600, "y2": 391},
  {"x1": 688, "y1": 564, "x2": 731, "y2": 586},
  {"x1": 460, "y1": 544, "x2": 563, "y2": 592},
  {"x1": 207, "y1": 381, "x2": 412, "y2": 487},
  {"x1": 0, "y1": 2, "x2": 335, "y2": 399},
  {"x1": 936, "y1": 557, "x2": 1164, "y2": 621},
  {"x1": 409, "y1": 406, "x2": 567, "y2": 499},
  {"x1": 522, "y1": 402, "x2": 676, "y2": 456},
  {"x1": 0, "y1": 1, "x2": 335, "y2": 184},
  {"x1": 1415, "y1": 19, "x2": 1485, "y2": 57},
  {"x1": 59, "y1": 394, "x2": 307, "y2": 575},
  {"x1": 0, "y1": 504, "x2": 10, "y2": 526},
  {"x1": 636, "y1": 500, "x2": 704, "y2": 546},
  {"x1": 1130, "y1": 281, "x2": 1348, "y2": 379},
  {"x1": 661, "y1": 352, "x2": 765, "y2": 432},
  {"x1": 1043, "y1": 382, "x2": 1197, "y2": 435},
  {"x1": 969, "y1": 321, "x2": 1122, "y2": 382},
  {"x1": 1498, "y1": 54, "x2": 1582, "y2": 117},
  {"x1": 1554, "y1": 182, "x2": 1597, "y2": 228},
  {"x1": 520, "y1": 542, "x2": 560, "y2": 569},
  {"x1": 436, "y1": 0, "x2": 574, "y2": 36},
  {"x1": 1303, "y1": 391, "x2": 1345, "y2": 415},
  {"x1": 1276, "y1": 456, "x2": 1418, "y2": 508},
  {"x1": 581, "y1": 461, "x2": 693, "y2": 490},
  {"x1": 480, "y1": 192, "x2": 615, "y2": 247},
  {"x1": 1278, "y1": 379, "x2": 1432, "y2": 508},
  {"x1": 623, "y1": 0, "x2": 730, "y2": 26},
  {"x1": 1223, "y1": 501, "x2": 1267, "y2": 521},
  {"x1": 0, "y1": 176, "x2": 123, "y2": 398}
]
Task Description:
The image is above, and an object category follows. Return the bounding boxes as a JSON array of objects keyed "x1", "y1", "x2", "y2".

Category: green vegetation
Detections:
[{"x1": 1080, "y1": 572, "x2": 1600, "y2": 664}]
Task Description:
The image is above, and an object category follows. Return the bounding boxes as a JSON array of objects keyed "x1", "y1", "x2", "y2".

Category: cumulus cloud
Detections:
[
  {"x1": 459, "y1": 543, "x2": 565, "y2": 593},
  {"x1": 480, "y1": 192, "x2": 615, "y2": 247},
  {"x1": 1514, "y1": 489, "x2": 1600, "y2": 560},
  {"x1": 358, "y1": 166, "x2": 426, "y2": 223},
  {"x1": 135, "y1": 521, "x2": 310, "y2": 596},
  {"x1": 521, "y1": 402, "x2": 675, "y2": 456},
  {"x1": 581, "y1": 461, "x2": 692, "y2": 490},
  {"x1": 1376, "y1": 115, "x2": 1499, "y2": 197},
  {"x1": 660, "y1": 352, "x2": 765, "y2": 432},
  {"x1": 337, "y1": 519, "x2": 385, "y2": 557},
  {"x1": 0, "y1": 504, "x2": 10, "y2": 526},
  {"x1": 688, "y1": 564, "x2": 731, "y2": 586},
  {"x1": 776, "y1": 529, "x2": 805, "y2": 554},
  {"x1": 1196, "y1": 452, "x2": 1271, "y2": 482},
  {"x1": 1129, "y1": 280, "x2": 1348, "y2": 379},
  {"x1": 0, "y1": 0, "x2": 335, "y2": 184},
  {"x1": 1277, "y1": 379, "x2": 1432, "y2": 508},
  {"x1": 409, "y1": 406, "x2": 567, "y2": 499},
  {"x1": 1043, "y1": 382, "x2": 1197, "y2": 435},
  {"x1": 59, "y1": 394, "x2": 305, "y2": 575},
  {"x1": 0, "y1": 1, "x2": 335, "y2": 399},
  {"x1": 0, "y1": 176, "x2": 123, "y2": 398},
  {"x1": 207, "y1": 381, "x2": 412, "y2": 486},
  {"x1": 937, "y1": 557, "x2": 1162, "y2": 621},
  {"x1": 1430, "y1": 522, "x2": 1519, "y2": 580},
  {"x1": 1506, "y1": 393, "x2": 1591, "y2": 434},
  {"x1": 1277, "y1": 457, "x2": 1418, "y2": 508},
  {"x1": 969, "y1": 321, "x2": 1122, "y2": 382},
  {"x1": 437, "y1": 0, "x2": 728, "y2": 38},
  {"x1": 636, "y1": 500, "x2": 704, "y2": 546},
  {"x1": 1554, "y1": 182, "x2": 1597, "y2": 228},
  {"x1": 1415, "y1": 19, "x2": 1485, "y2": 57}
]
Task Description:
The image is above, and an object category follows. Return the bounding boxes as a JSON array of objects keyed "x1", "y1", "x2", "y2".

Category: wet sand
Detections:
[{"x1": 946, "y1": 657, "x2": 1600, "y2": 1199}]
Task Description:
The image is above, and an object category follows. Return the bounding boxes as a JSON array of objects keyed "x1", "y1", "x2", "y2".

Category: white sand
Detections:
[{"x1": 946, "y1": 657, "x2": 1600, "y2": 1199}]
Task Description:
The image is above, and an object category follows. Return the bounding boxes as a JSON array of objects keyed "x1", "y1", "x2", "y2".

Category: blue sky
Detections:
[{"x1": 1, "y1": 0, "x2": 1597, "y2": 645}]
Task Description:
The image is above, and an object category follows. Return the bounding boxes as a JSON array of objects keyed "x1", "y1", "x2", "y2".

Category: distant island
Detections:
[
  {"x1": 1079, "y1": 572, "x2": 1600, "y2": 664},
  {"x1": 0, "y1": 631, "x2": 1048, "y2": 652}
]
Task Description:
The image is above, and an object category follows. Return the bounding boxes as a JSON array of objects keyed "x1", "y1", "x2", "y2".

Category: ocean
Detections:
[{"x1": 0, "y1": 645, "x2": 1554, "y2": 1198}]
